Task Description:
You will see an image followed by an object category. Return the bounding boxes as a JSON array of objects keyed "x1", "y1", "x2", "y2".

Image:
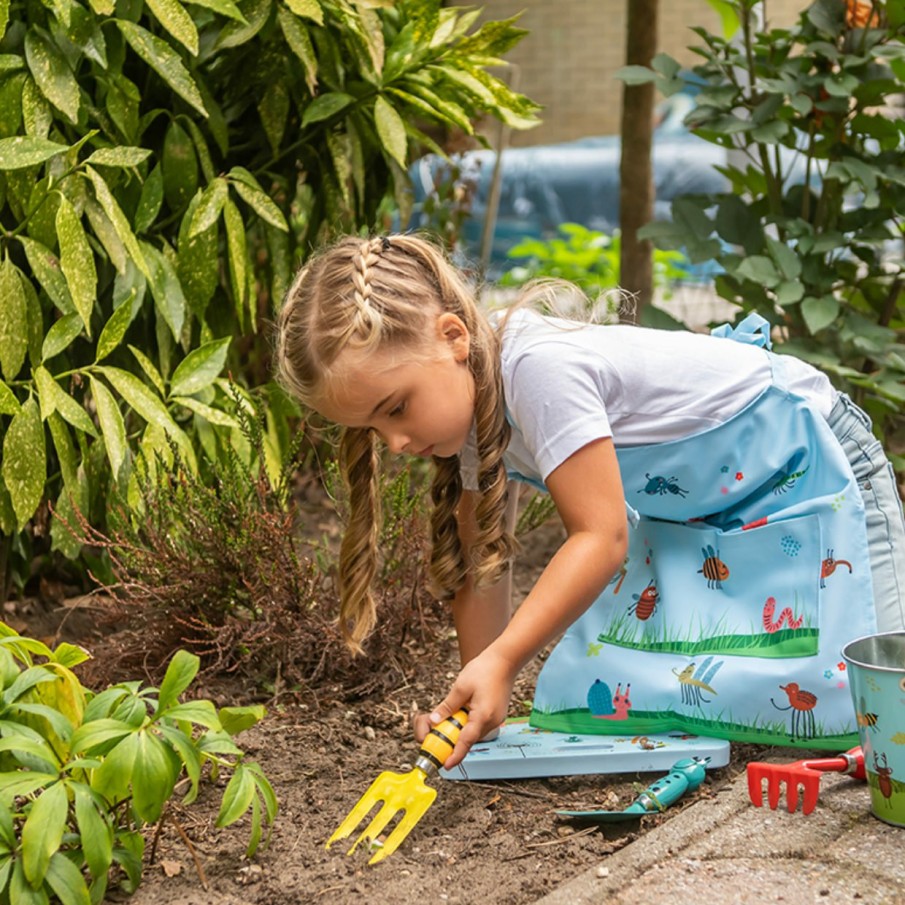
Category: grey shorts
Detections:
[{"x1": 828, "y1": 393, "x2": 905, "y2": 632}]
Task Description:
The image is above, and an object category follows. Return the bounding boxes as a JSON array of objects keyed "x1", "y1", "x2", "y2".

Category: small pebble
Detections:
[{"x1": 596, "y1": 866, "x2": 610, "y2": 879}]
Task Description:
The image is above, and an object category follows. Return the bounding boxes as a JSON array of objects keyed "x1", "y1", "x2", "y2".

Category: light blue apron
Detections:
[{"x1": 528, "y1": 315, "x2": 876, "y2": 749}]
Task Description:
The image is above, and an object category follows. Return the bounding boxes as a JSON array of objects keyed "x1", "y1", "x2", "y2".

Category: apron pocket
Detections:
[{"x1": 597, "y1": 514, "x2": 822, "y2": 658}]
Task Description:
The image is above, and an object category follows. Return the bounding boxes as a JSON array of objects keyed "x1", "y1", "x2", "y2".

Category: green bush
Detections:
[
  {"x1": 0, "y1": 630, "x2": 274, "y2": 903},
  {"x1": 500, "y1": 222, "x2": 689, "y2": 317},
  {"x1": 625, "y1": 0, "x2": 904, "y2": 447},
  {"x1": 0, "y1": 0, "x2": 539, "y2": 597}
]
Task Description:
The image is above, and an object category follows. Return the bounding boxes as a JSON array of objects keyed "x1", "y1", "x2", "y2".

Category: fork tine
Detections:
[
  {"x1": 368, "y1": 793, "x2": 437, "y2": 865},
  {"x1": 347, "y1": 799, "x2": 402, "y2": 857},
  {"x1": 326, "y1": 772, "x2": 394, "y2": 848}
]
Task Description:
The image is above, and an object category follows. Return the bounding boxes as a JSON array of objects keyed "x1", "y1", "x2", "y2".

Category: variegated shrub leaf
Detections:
[
  {"x1": 0, "y1": 257, "x2": 27, "y2": 381},
  {"x1": 2, "y1": 397, "x2": 45, "y2": 529}
]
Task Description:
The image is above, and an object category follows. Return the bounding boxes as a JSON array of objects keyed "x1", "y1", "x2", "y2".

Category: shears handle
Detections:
[{"x1": 634, "y1": 756, "x2": 710, "y2": 812}]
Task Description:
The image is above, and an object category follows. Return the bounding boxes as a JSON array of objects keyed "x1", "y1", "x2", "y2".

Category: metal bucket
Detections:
[{"x1": 842, "y1": 631, "x2": 905, "y2": 827}]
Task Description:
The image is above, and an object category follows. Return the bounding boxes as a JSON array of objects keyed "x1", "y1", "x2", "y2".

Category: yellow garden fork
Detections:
[{"x1": 326, "y1": 708, "x2": 468, "y2": 865}]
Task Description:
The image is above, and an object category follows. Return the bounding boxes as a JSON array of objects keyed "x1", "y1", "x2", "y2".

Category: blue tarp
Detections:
[{"x1": 408, "y1": 129, "x2": 729, "y2": 274}]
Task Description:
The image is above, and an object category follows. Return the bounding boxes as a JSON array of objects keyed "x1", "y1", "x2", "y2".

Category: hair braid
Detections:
[
  {"x1": 428, "y1": 456, "x2": 466, "y2": 599},
  {"x1": 349, "y1": 239, "x2": 384, "y2": 340},
  {"x1": 337, "y1": 426, "x2": 381, "y2": 652},
  {"x1": 469, "y1": 324, "x2": 516, "y2": 588}
]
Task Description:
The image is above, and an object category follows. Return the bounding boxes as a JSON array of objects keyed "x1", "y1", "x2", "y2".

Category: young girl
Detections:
[{"x1": 276, "y1": 233, "x2": 905, "y2": 769}]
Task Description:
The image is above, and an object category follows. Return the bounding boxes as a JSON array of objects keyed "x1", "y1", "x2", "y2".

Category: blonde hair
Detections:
[{"x1": 276, "y1": 234, "x2": 514, "y2": 652}]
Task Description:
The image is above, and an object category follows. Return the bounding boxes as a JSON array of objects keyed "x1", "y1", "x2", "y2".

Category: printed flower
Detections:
[
  {"x1": 735, "y1": 472, "x2": 744, "y2": 481},
  {"x1": 838, "y1": 662, "x2": 846, "y2": 671},
  {"x1": 823, "y1": 669, "x2": 834, "y2": 679}
]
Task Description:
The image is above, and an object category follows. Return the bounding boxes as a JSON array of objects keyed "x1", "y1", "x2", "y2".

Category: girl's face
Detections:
[{"x1": 316, "y1": 313, "x2": 476, "y2": 459}]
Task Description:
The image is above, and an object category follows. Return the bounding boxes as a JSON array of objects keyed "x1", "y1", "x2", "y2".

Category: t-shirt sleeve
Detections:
[{"x1": 505, "y1": 339, "x2": 613, "y2": 481}]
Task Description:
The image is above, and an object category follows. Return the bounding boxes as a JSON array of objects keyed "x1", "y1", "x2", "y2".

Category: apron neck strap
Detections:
[{"x1": 711, "y1": 312, "x2": 787, "y2": 391}]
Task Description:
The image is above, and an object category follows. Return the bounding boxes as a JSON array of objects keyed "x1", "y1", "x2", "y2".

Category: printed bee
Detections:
[
  {"x1": 856, "y1": 696, "x2": 879, "y2": 732},
  {"x1": 698, "y1": 545, "x2": 729, "y2": 589}
]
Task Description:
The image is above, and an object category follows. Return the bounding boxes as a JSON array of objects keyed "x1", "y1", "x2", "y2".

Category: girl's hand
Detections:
[
  {"x1": 412, "y1": 711, "x2": 432, "y2": 744},
  {"x1": 425, "y1": 646, "x2": 517, "y2": 769},
  {"x1": 413, "y1": 712, "x2": 500, "y2": 745}
]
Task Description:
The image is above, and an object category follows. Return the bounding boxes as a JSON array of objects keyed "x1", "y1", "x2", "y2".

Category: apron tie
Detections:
[{"x1": 711, "y1": 312, "x2": 773, "y2": 350}]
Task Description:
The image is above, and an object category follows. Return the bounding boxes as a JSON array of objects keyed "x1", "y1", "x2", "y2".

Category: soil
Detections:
[{"x1": 11, "y1": 517, "x2": 766, "y2": 905}]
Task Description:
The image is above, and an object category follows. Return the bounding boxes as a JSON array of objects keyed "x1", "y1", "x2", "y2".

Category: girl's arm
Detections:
[{"x1": 431, "y1": 436, "x2": 628, "y2": 768}]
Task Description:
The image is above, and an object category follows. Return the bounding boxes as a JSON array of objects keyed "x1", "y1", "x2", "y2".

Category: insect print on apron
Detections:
[{"x1": 528, "y1": 314, "x2": 877, "y2": 750}]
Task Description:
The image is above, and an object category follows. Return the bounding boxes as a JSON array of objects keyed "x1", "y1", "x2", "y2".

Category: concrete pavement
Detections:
[{"x1": 537, "y1": 763, "x2": 903, "y2": 904}]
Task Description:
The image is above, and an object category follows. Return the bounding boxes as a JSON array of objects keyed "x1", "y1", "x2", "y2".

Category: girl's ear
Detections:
[{"x1": 436, "y1": 312, "x2": 470, "y2": 362}]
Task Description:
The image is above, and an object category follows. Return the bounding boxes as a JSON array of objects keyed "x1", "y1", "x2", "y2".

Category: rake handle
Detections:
[
  {"x1": 797, "y1": 747, "x2": 865, "y2": 779},
  {"x1": 415, "y1": 708, "x2": 469, "y2": 776}
]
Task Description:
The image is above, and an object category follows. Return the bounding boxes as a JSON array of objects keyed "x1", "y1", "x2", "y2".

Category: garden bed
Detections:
[{"x1": 9, "y1": 518, "x2": 756, "y2": 905}]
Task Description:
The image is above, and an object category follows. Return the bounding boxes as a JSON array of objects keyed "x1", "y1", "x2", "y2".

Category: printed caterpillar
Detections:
[{"x1": 762, "y1": 596, "x2": 804, "y2": 633}]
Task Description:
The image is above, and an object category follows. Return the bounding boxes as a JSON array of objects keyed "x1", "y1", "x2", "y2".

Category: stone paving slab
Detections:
[{"x1": 537, "y1": 768, "x2": 903, "y2": 905}]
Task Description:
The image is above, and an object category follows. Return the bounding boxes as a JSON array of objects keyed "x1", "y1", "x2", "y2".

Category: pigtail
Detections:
[
  {"x1": 428, "y1": 456, "x2": 467, "y2": 599},
  {"x1": 469, "y1": 327, "x2": 516, "y2": 588},
  {"x1": 337, "y1": 426, "x2": 381, "y2": 653}
]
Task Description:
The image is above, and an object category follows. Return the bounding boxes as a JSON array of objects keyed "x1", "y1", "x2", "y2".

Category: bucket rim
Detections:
[{"x1": 842, "y1": 629, "x2": 905, "y2": 672}]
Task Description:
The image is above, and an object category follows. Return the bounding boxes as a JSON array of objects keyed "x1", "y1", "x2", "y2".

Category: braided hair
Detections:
[{"x1": 276, "y1": 234, "x2": 515, "y2": 652}]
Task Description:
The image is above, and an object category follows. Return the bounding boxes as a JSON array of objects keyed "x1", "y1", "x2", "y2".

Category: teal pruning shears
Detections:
[{"x1": 555, "y1": 756, "x2": 710, "y2": 823}]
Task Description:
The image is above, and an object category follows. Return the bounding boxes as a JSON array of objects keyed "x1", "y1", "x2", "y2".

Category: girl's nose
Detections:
[{"x1": 385, "y1": 432, "x2": 410, "y2": 455}]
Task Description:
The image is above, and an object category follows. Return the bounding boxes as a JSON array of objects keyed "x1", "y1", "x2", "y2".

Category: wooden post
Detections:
[{"x1": 619, "y1": 0, "x2": 658, "y2": 320}]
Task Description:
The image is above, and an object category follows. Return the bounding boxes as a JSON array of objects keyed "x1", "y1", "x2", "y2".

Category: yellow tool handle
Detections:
[{"x1": 416, "y1": 708, "x2": 468, "y2": 773}]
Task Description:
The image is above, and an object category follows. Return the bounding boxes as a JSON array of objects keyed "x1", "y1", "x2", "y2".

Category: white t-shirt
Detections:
[{"x1": 461, "y1": 309, "x2": 837, "y2": 490}]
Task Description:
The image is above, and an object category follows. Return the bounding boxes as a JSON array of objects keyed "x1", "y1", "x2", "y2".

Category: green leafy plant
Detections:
[
  {"x1": 0, "y1": 0, "x2": 539, "y2": 599},
  {"x1": 622, "y1": 0, "x2": 904, "y2": 444},
  {"x1": 500, "y1": 222, "x2": 689, "y2": 315},
  {"x1": 0, "y1": 628, "x2": 275, "y2": 903}
]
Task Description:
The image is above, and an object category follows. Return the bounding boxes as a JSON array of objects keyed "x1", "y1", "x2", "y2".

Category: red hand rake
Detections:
[{"x1": 746, "y1": 747, "x2": 865, "y2": 815}]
